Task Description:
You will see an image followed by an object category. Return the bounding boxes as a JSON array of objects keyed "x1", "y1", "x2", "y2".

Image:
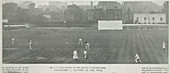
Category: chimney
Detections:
[
  {"x1": 72, "y1": 1, "x2": 73, "y2": 5},
  {"x1": 91, "y1": 1, "x2": 93, "y2": 6}
]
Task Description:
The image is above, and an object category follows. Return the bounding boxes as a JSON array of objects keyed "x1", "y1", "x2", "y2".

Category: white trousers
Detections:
[
  {"x1": 135, "y1": 58, "x2": 141, "y2": 63},
  {"x1": 84, "y1": 53, "x2": 87, "y2": 58},
  {"x1": 73, "y1": 54, "x2": 78, "y2": 59},
  {"x1": 29, "y1": 44, "x2": 32, "y2": 50},
  {"x1": 78, "y1": 41, "x2": 83, "y2": 45}
]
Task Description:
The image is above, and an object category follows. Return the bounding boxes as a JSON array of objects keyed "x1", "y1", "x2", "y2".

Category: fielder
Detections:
[
  {"x1": 73, "y1": 49, "x2": 78, "y2": 61},
  {"x1": 162, "y1": 41, "x2": 166, "y2": 50},
  {"x1": 29, "y1": 40, "x2": 33, "y2": 50},
  {"x1": 83, "y1": 49, "x2": 88, "y2": 59},
  {"x1": 135, "y1": 53, "x2": 142, "y2": 63},
  {"x1": 12, "y1": 38, "x2": 15, "y2": 45},
  {"x1": 85, "y1": 42, "x2": 90, "y2": 50},
  {"x1": 78, "y1": 38, "x2": 83, "y2": 45},
  {"x1": 65, "y1": 38, "x2": 69, "y2": 45},
  {"x1": 64, "y1": 21, "x2": 66, "y2": 24}
]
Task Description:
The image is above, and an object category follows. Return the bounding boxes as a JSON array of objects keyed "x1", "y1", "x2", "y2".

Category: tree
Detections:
[
  {"x1": 31, "y1": 15, "x2": 48, "y2": 23},
  {"x1": 28, "y1": 3, "x2": 35, "y2": 10},
  {"x1": 28, "y1": 3, "x2": 36, "y2": 15},
  {"x1": 3, "y1": 3, "x2": 18, "y2": 19},
  {"x1": 9, "y1": 8, "x2": 31, "y2": 22},
  {"x1": 4, "y1": 2, "x2": 48, "y2": 24}
]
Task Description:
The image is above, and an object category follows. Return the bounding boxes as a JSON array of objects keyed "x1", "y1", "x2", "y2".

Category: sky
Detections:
[{"x1": 2, "y1": 0, "x2": 166, "y2": 6}]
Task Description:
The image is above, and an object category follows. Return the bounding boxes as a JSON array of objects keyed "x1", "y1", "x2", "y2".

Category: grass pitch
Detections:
[{"x1": 2, "y1": 29, "x2": 168, "y2": 64}]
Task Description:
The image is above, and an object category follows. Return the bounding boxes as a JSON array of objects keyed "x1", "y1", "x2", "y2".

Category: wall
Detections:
[{"x1": 98, "y1": 20, "x2": 123, "y2": 30}]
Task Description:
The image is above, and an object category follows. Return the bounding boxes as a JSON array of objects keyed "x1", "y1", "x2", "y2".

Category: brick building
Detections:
[{"x1": 86, "y1": 1, "x2": 122, "y2": 21}]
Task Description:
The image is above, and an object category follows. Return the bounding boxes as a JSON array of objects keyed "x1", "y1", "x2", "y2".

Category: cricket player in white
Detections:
[
  {"x1": 135, "y1": 53, "x2": 141, "y2": 63},
  {"x1": 85, "y1": 42, "x2": 90, "y2": 50},
  {"x1": 83, "y1": 50, "x2": 88, "y2": 59},
  {"x1": 12, "y1": 38, "x2": 15, "y2": 45},
  {"x1": 162, "y1": 41, "x2": 166, "y2": 50},
  {"x1": 78, "y1": 38, "x2": 83, "y2": 45},
  {"x1": 29, "y1": 40, "x2": 32, "y2": 50},
  {"x1": 64, "y1": 21, "x2": 66, "y2": 24},
  {"x1": 73, "y1": 49, "x2": 78, "y2": 61},
  {"x1": 65, "y1": 38, "x2": 69, "y2": 45}
]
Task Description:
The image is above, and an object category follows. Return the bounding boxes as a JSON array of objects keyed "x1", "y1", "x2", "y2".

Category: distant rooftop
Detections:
[
  {"x1": 18, "y1": 1, "x2": 34, "y2": 9},
  {"x1": 134, "y1": 12, "x2": 166, "y2": 14},
  {"x1": 79, "y1": 5, "x2": 95, "y2": 10},
  {"x1": 97, "y1": 1, "x2": 122, "y2": 9},
  {"x1": 123, "y1": 1, "x2": 163, "y2": 13}
]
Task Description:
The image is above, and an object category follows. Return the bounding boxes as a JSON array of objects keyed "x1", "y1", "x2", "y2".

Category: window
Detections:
[
  {"x1": 115, "y1": 11, "x2": 117, "y2": 15},
  {"x1": 148, "y1": 22, "x2": 150, "y2": 24},
  {"x1": 136, "y1": 17, "x2": 139, "y2": 20},
  {"x1": 144, "y1": 17, "x2": 146, "y2": 20},
  {"x1": 117, "y1": 12, "x2": 119, "y2": 15},
  {"x1": 160, "y1": 17, "x2": 163, "y2": 21},
  {"x1": 144, "y1": 22, "x2": 146, "y2": 24},
  {"x1": 152, "y1": 17, "x2": 155, "y2": 20},
  {"x1": 61, "y1": 6, "x2": 65, "y2": 8},
  {"x1": 115, "y1": 16, "x2": 117, "y2": 19},
  {"x1": 118, "y1": 11, "x2": 121, "y2": 15},
  {"x1": 148, "y1": 17, "x2": 150, "y2": 20}
]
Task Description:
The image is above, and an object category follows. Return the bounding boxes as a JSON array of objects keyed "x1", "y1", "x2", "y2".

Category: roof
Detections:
[
  {"x1": 134, "y1": 12, "x2": 165, "y2": 14},
  {"x1": 79, "y1": 5, "x2": 95, "y2": 10},
  {"x1": 123, "y1": 1, "x2": 163, "y2": 13},
  {"x1": 97, "y1": 1, "x2": 122, "y2": 9},
  {"x1": 18, "y1": 1, "x2": 33, "y2": 9}
]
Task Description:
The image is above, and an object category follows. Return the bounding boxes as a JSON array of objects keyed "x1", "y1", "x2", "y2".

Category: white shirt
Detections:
[
  {"x1": 12, "y1": 38, "x2": 15, "y2": 41},
  {"x1": 135, "y1": 54, "x2": 140, "y2": 59},
  {"x1": 84, "y1": 51, "x2": 87, "y2": 54},
  {"x1": 163, "y1": 42, "x2": 165, "y2": 48},
  {"x1": 73, "y1": 50, "x2": 77, "y2": 55},
  {"x1": 79, "y1": 38, "x2": 82, "y2": 41},
  {"x1": 29, "y1": 41, "x2": 32, "y2": 45},
  {"x1": 87, "y1": 43, "x2": 90, "y2": 46}
]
